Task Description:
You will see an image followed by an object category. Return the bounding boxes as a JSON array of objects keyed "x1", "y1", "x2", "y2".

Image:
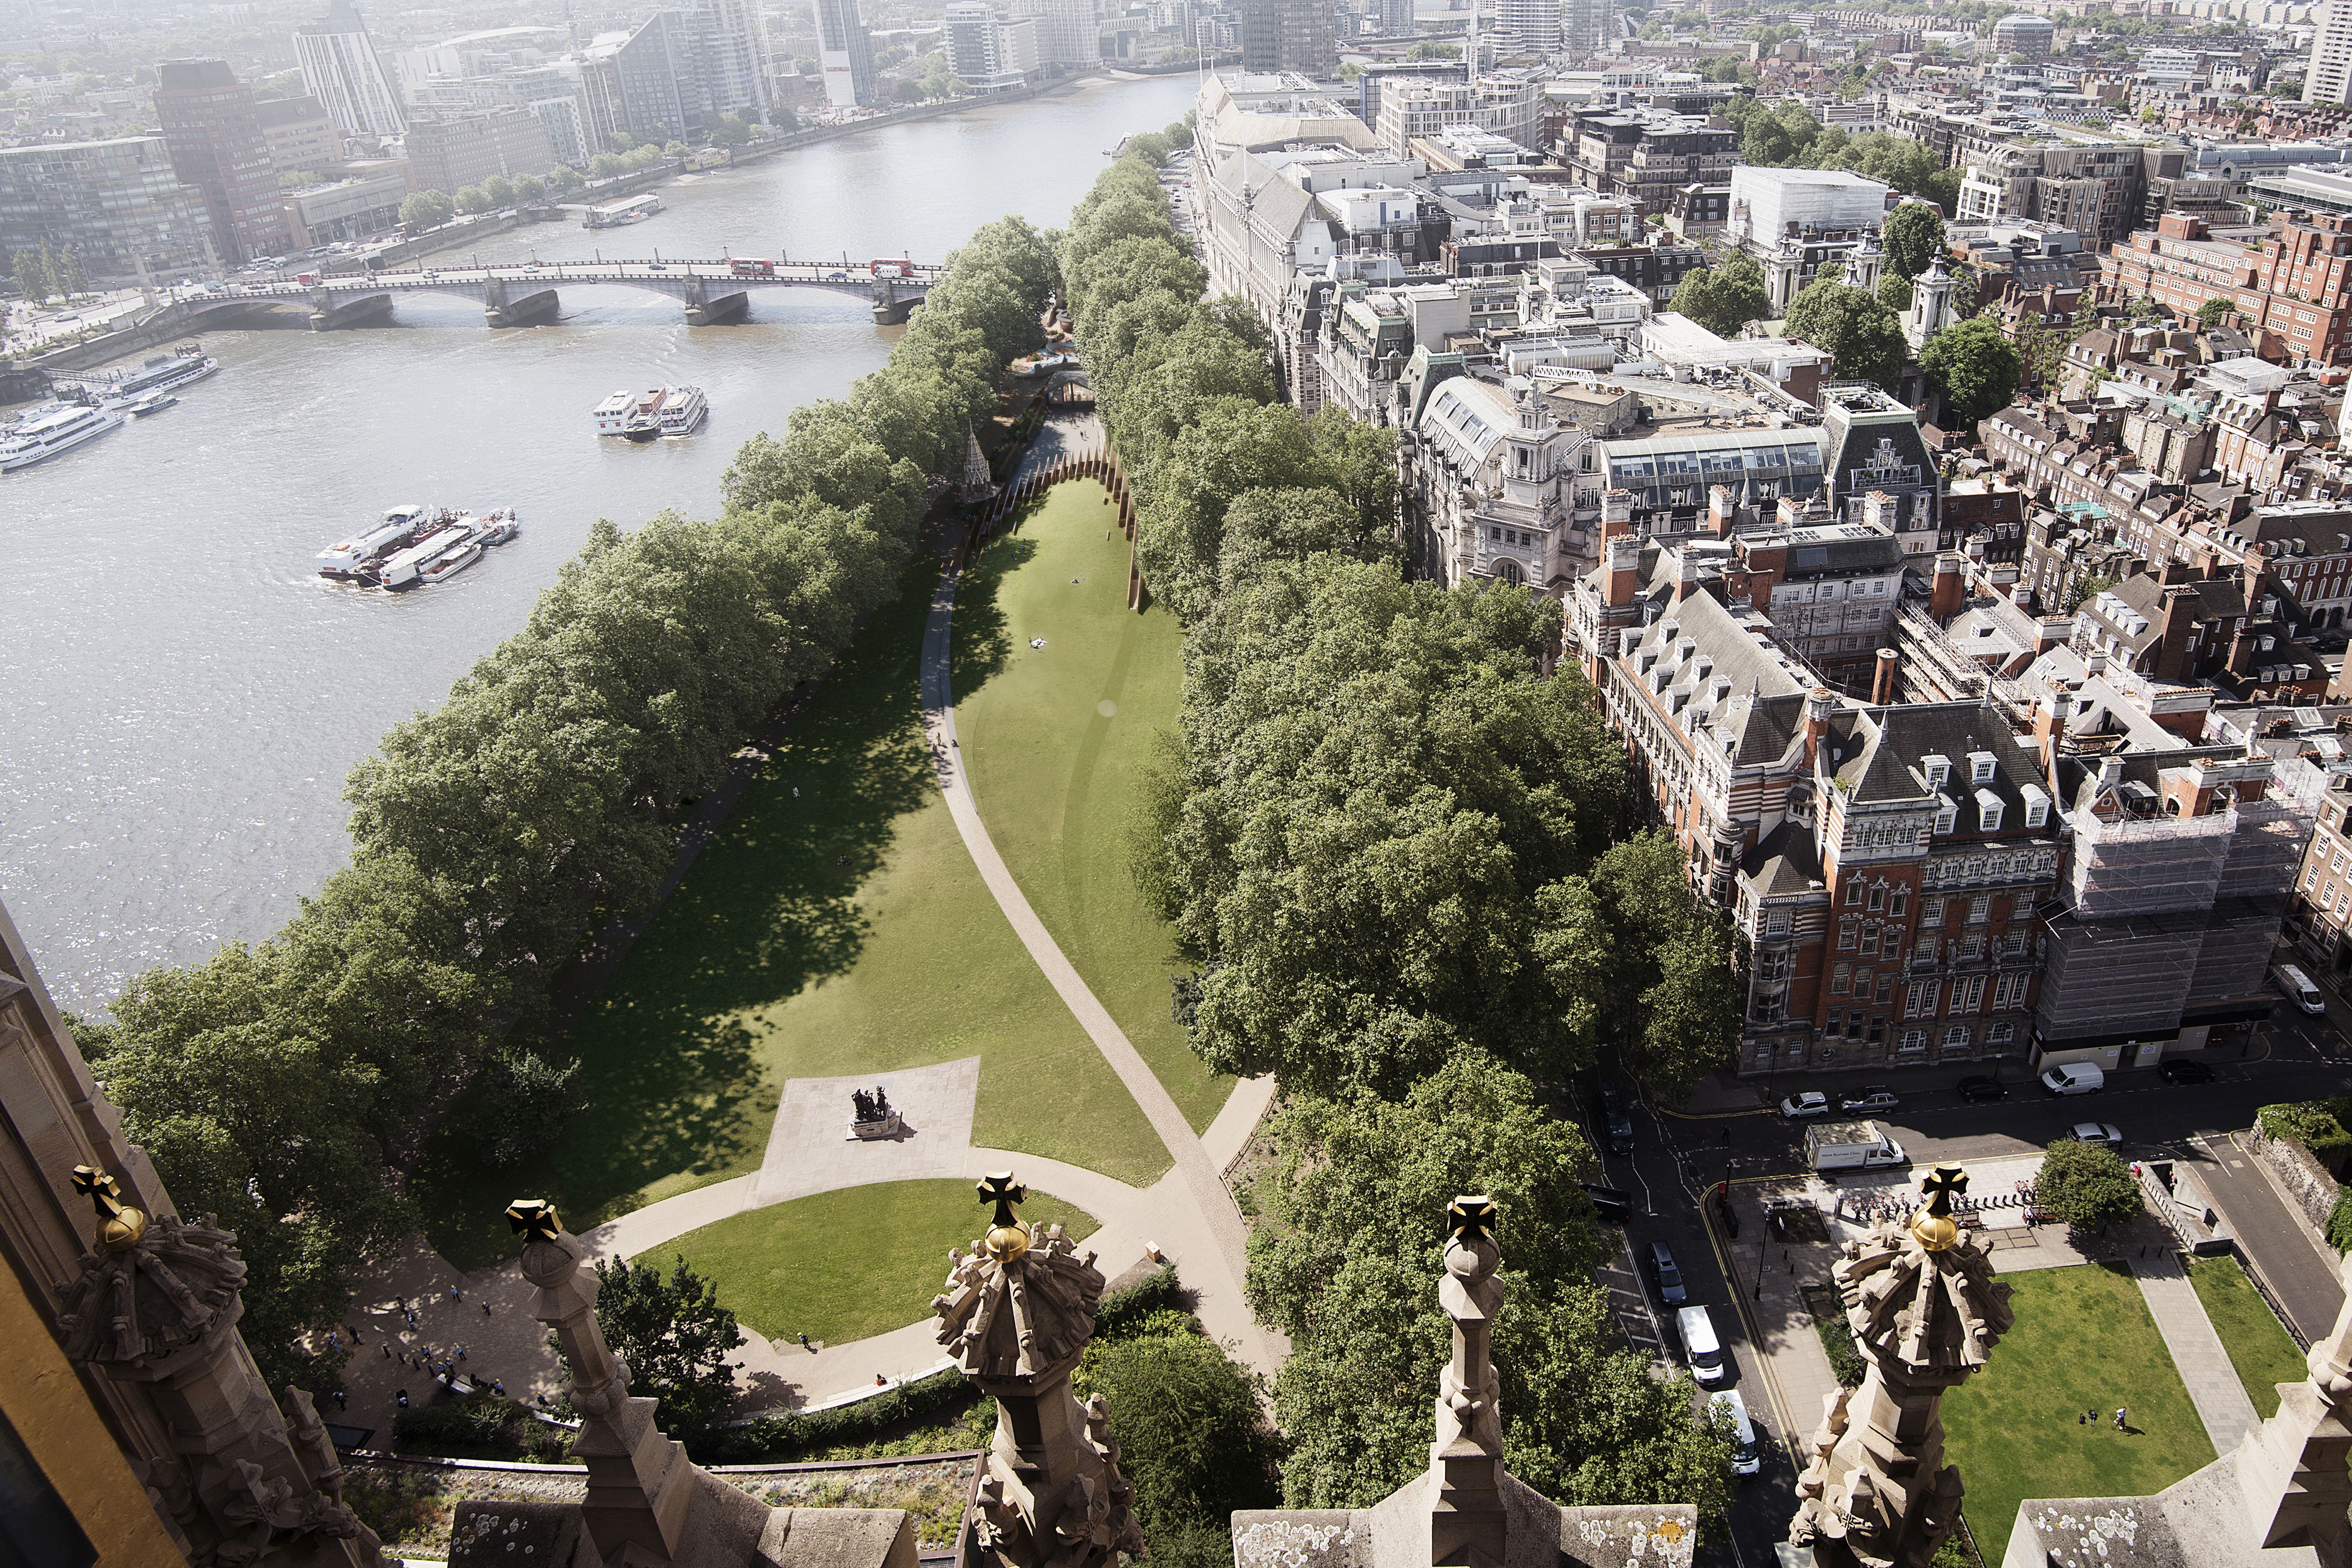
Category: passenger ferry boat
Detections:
[
  {"x1": 317, "y1": 504, "x2": 434, "y2": 580},
  {"x1": 0, "y1": 403, "x2": 123, "y2": 471},
  {"x1": 658, "y1": 385, "x2": 708, "y2": 438},
  {"x1": 621, "y1": 386, "x2": 673, "y2": 442},
  {"x1": 99, "y1": 350, "x2": 217, "y2": 409},
  {"x1": 593, "y1": 389, "x2": 637, "y2": 436},
  {"x1": 376, "y1": 522, "x2": 476, "y2": 589},
  {"x1": 414, "y1": 532, "x2": 484, "y2": 587}
]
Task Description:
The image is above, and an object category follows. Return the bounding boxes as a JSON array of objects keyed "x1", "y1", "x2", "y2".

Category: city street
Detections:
[{"x1": 1571, "y1": 1004, "x2": 2352, "y2": 1567}]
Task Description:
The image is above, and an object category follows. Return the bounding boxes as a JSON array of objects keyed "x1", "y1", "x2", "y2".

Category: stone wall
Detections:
[{"x1": 2251, "y1": 1122, "x2": 2343, "y2": 1238}]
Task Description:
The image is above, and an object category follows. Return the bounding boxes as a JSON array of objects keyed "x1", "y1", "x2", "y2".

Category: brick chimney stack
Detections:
[
  {"x1": 1802, "y1": 688, "x2": 1837, "y2": 773},
  {"x1": 1872, "y1": 648, "x2": 1900, "y2": 705},
  {"x1": 1930, "y1": 552, "x2": 1967, "y2": 621}
]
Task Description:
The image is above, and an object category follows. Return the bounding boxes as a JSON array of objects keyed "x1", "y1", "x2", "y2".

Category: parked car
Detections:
[
  {"x1": 1956, "y1": 1075, "x2": 2008, "y2": 1103},
  {"x1": 2158, "y1": 1060, "x2": 2215, "y2": 1085},
  {"x1": 2064, "y1": 1122, "x2": 2126, "y2": 1148},
  {"x1": 1780, "y1": 1091, "x2": 1832, "y2": 1119},
  {"x1": 1841, "y1": 1087, "x2": 1900, "y2": 1115},
  {"x1": 1646, "y1": 1240, "x2": 1686, "y2": 1307},
  {"x1": 1597, "y1": 1083, "x2": 1636, "y2": 1156}
]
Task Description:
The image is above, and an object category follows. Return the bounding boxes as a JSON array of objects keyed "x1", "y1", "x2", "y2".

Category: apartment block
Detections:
[
  {"x1": 2102, "y1": 210, "x2": 2352, "y2": 367},
  {"x1": 154, "y1": 59, "x2": 294, "y2": 265}
]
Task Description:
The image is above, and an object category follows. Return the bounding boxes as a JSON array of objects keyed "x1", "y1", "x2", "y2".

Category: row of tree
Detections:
[
  {"x1": 1717, "y1": 96, "x2": 1963, "y2": 217},
  {"x1": 1061, "y1": 142, "x2": 1739, "y2": 1533},
  {"x1": 12, "y1": 240, "x2": 85, "y2": 304},
  {"x1": 73, "y1": 213, "x2": 1065, "y2": 1393}
]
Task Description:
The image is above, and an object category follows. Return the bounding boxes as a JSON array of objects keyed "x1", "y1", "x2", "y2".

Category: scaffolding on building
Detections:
[{"x1": 2064, "y1": 806, "x2": 2233, "y2": 919}]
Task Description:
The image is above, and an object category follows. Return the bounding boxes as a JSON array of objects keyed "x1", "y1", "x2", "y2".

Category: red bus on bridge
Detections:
[
  {"x1": 731, "y1": 258, "x2": 776, "y2": 277},
  {"x1": 870, "y1": 259, "x2": 911, "y2": 279}
]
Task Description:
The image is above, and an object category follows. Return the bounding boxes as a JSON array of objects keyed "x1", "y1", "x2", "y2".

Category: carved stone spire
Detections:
[
  {"x1": 1790, "y1": 1164, "x2": 2014, "y2": 1568},
  {"x1": 52, "y1": 1165, "x2": 383, "y2": 1568},
  {"x1": 1431, "y1": 1195, "x2": 1506, "y2": 1568},
  {"x1": 933, "y1": 1171, "x2": 1142, "y2": 1568},
  {"x1": 2235, "y1": 1250, "x2": 2352, "y2": 1559},
  {"x1": 509, "y1": 1199, "x2": 699, "y2": 1565}
]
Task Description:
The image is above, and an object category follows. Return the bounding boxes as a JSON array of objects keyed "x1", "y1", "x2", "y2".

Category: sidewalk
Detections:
[{"x1": 2125, "y1": 1244, "x2": 2260, "y2": 1456}]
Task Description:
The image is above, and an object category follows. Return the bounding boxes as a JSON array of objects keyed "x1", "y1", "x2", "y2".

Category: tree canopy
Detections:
[
  {"x1": 1785, "y1": 279, "x2": 1908, "y2": 392},
  {"x1": 592, "y1": 1255, "x2": 746, "y2": 1440},
  {"x1": 1920, "y1": 316, "x2": 2023, "y2": 432},
  {"x1": 2035, "y1": 1139, "x2": 2143, "y2": 1239},
  {"x1": 1880, "y1": 203, "x2": 1947, "y2": 282},
  {"x1": 1668, "y1": 250, "x2": 1770, "y2": 337}
]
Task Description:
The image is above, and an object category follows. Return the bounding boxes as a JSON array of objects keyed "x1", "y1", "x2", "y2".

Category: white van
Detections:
[
  {"x1": 1710, "y1": 1389, "x2": 1760, "y2": 1478},
  {"x1": 2039, "y1": 1062, "x2": 2106, "y2": 1096},
  {"x1": 1677, "y1": 1305, "x2": 1727, "y2": 1387},
  {"x1": 2274, "y1": 962, "x2": 2327, "y2": 1016}
]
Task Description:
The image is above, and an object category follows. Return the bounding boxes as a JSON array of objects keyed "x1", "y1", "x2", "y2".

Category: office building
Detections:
[
  {"x1": 814, "y1": 0, "x2": 878, "y2": 107},
  {"x1": 153, "y1": 59, "x2": 295, "y2": 265},
  {"x1": 283, "y1": 165, "x2": 409, "y2": 245},
  {"x1": 610, "y1": 12, "x2": 705, "y2": 144},
  {"x1": 1240, "y1": 0, "x2": 1336, "y2": 78},
  {"x1": 292, "y1": 0, "x2": 407, "y2": 137},
  {"x1": 945, "y1": 3, "x2": 1000, "y2": 79},
  {"x1": 2314, "y1": 4, "x2": 2352, "y2": 108},
  {"x1": 1010, "y1": 0, "x2": 1099, "y2": 69},
  {"x1": 0, "y1": 138, "x2": 214, "y2": 282},
  {"x1": 2102, "y1": 210, "x2": 2352, "y2": 367},
  {"x1": 944, "y1": 4, "x2": 1040, "y2": 89},
  {"x1": 687, "y1": 0, "x2": 773, "y2": 118},
  {"x1": 1991, "y1": 12, "x2": 2055, "y2": 61},
  {"x1": 255, "y1": 95, "x2": 341, "y2": 172},
  {"x1": 405, "y1": 108, "x2": 559, "y2": 193},
  {"x1": 1562, "y1": 0, "x2": 1614, "y2": 54},
  {"x1": 1495, "y1": 0, "x2": 1559, "y2": 55}
]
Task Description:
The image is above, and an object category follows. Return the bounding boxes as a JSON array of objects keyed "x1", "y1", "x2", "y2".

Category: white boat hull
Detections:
[{"x1": 0, "y1": 409, "x2": 124, "y2": 471}]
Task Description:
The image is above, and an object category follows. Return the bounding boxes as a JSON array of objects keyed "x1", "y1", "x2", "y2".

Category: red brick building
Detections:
[{"x1": 2101, "y1": 210, "x2": 2352, "y2": 367}]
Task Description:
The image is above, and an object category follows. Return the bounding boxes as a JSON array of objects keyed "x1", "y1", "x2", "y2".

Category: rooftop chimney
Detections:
[{"x1": 1930, "y1": 552, "x2": 1966, "y2": 622}]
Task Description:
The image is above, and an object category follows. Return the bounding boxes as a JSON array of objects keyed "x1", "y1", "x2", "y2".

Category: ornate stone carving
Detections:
[
  {"x1": 1789, "y1": 1164, "x2": 2013, "y2": 1568},
  {"x1": 934, "y1": 1171, "x2": 1142, "y2": 1568},
  {"x1": 1430, "y1": 1195, "x2": 1506, "y2": 1568},
  {"x1": 2236, "y1": 1251, "x2": 2352, "y2": 1560}
]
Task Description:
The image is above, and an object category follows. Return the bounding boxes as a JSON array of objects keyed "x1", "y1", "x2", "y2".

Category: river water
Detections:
[{"x1": 0, "y1": 72, "x2": 1197, "y2": 1011}]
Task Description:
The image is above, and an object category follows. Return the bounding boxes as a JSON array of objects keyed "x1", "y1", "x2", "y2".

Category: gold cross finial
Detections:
[
  {"x1": 505, "y1": 1199, "x2": 563, "y2": 1242},
  {"x1": 72, "y1": 1165, "x2": 146, "y2": 1251},
  {"x1": 1447, "y1": 1195, "x2": 1498, "y2": 1245},
  {"x1": 1911, "y1": 1164, "x2": 1968, "y2": 1253},
  {"x1": 977, "y1": 1172, "x2": 1031, "y2": 1262}
]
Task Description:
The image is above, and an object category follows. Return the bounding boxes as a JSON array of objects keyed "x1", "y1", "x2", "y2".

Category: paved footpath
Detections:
[
  {"x1": 2126, "y1": 1246, "x2": 2260, "y2": 1455},
  {"x1": 918, "y1": 518, "x2": 1282, "y2": 1379}
]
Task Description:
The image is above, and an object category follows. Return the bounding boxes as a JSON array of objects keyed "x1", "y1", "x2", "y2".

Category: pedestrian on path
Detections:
[
  {"x1": 396, "y1": 1389, "x2": 409, "y2": 1409},
  {"x1": 2087, "y1": 1407, "x2": 2098, "y2": 1424},
  {"x1": 457, "y1": 1344, "x2": 466, "y2": 1361},
  {"x1": 449, "y1": 1285, "x2": 462, "y2": 1304},
  {"x1": 333, "y1": 1391, "x2": 347, "y2": 1412},
  {"x1": 482, "y1": 1302, "x2": 492, "y2": 1317},
  {"x1": 2115, "y1": 1407, "x2": 2129, "y2": 1431}
]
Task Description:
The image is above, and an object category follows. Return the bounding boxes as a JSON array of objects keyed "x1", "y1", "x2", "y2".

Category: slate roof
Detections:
[
  {"x1": 1740, "y1": 819, "x2": 1823, "y2": 897},
  {"x1": 1830, "y1": 701, "x2": 2049, "y2": 826},
  {"x1": 1623, "y1": 588, "x2": 1815, "y2": 767}
]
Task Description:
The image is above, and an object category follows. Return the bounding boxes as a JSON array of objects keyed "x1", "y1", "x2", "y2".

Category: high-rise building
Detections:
[
  {"x1": 0, "y1": 138, "x2": 214, "y2": 282},
  {"x1": 405, "y1": 107, "x2": 560, "y2": 192},
  {"x1": 2310, "y1": 1, "x2": 2352, "y2": 105},
  {"x1": 945, "y1": 3, "x2": 1001, "y2": 80},
  {"x1": 1562, "y1": 0, "x2": 1614, "y2": 54},
  {"x1": 813, "y1": 0, "x2": 877, "y2": 107},
  {"x1": 153, "y1": 59, "x2": 296, "y2": 264},
  {"x1": 1009, "y1": 0, "x2": 1099, "y2": 69},
  {"x1": 292, "y1": 0, "x2": 407, "y2": 137},
  {"x1": 254, "y1": 94, "x2": 341, "y2": 172},
  {"x1": 611, "y1": 11, "x2": 705, "y2": 143},
  {"x1": 686, "y1": 0, "x2": 773, "y2": 119},
  {"x1": 1239, "y1": 0, "x2": 1336, "y2": 76},
  {"x1": 1495, "y1": 0, "x2": 1560, "y2": 55}
]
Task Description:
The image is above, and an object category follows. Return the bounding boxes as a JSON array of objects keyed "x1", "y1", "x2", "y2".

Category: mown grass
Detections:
[
  {"x1": 655, "y1": 1178, "x2": 1096, "y2": 1346},
  {"x1": 953, "y1": 480, "x2": 1229, "y2": 1132},
  {"x1": 1941, "y1": 1264, "x2": 2215, "y2": 1565},
  {"x1": 416, "y1": 560, "x2": 1168, "y2": 1267},
  {"x1": 2187, "y1": 1253, "x2": 2308, "y2": 1419}
]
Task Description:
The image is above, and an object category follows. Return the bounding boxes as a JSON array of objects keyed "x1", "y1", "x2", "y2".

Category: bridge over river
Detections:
[{"x1": 176, "y1": 257, "x2": 944, "y2": 330}]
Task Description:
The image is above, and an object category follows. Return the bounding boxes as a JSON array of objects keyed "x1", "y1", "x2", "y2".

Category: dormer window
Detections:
[
  {"x1": 1935, "y1": 795, "x2": 1959, "y2": 836},
  {"x1": 1922, "y1": 754, "x2": 1951, "y2": 788},
  {"x1": 1976, "y1": 789, "x2": 2005, "y2": 832},
  {"x1": 2022, "y1": 783, "x2": 2051, "y2": 829},
  {"x1": 1968, "y1": 751, "x2": 1996, "y2": 784}
]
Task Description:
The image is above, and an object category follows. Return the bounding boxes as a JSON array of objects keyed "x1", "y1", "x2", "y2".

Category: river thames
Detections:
[{"x1": 0, "y1": 72, "x2": 1198, "y2": 1010}]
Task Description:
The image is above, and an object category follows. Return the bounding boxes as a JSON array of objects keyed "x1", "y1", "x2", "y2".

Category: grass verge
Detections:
[
  {"x1": 1941, "y1": 1263, "x2": 2215, "y2": 1565},
  {"x1": 415, "y1": 560, "x2": 1167, "y2": 1267},
  {"x1": 954, "y1": 480, "x2": 1229, "y2": 1132},
  {"x1": 654, "y1": 1178, "x2": 1096, "y2": 1346},
  {"x1": 2186, "y1": 1254, "x2": 2307, "y2": 1419}
]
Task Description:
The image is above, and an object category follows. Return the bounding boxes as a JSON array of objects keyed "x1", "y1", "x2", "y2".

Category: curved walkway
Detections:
[{"x1": 921, "y1": 493, "x2": 1281, "y2": 1380}]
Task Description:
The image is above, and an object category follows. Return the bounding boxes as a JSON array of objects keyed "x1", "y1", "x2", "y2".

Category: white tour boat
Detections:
[
  {"x1": 0, "y1": 404, "x2": 124, "y2": 472},
  {"x1": 316, "y1": 504, "x2": 434, "y2": 581},
  {"x1": 414, "y1": 532, "x2": 484, "y2": 587},
  {"x1": 99, "y1": 351, "x2": 218, "y2": 410},
  {"x1": 376, "y1": 522, "x2": 476, "y2": 590},
  {"x1": 658, "y1": 385, "x2": 708, "y2": 438},
  {"x1": 621, "y1": 386, "x2": 672, "y2": 442},
  {"x1": 592, "y1": 390, "x2": 636, "y2": 436}
]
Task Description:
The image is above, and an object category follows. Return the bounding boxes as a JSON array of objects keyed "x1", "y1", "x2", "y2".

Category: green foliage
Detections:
[
  {"x1": 513, "y1": 174, "x2": 546, "y2": 203},
  {"x1": 1584, "y1": 831, "x2": 1742, "y2": 1099},
  {"x1": 1248, "y1": 1059, "x2": 1731, "y2": 1525},
  {"x1": 1668, "y1": 250, "x2": 1769, "y2": 337},
  {"x1": 1805, "y1": 1286, "x2": 1865, "y2": 1386},
  {"x1": 708, "y1": 1366, "x2": 984, "y2": 1462},
  {"x1": 13, "y1": 246, "x2": 49, "y2": 303},
  {"x1": 453, "y1": 185, "x2": 490, "y2": 215},
  {"x1": 2035, "y1": 1138, "x2": 2144, "y2": 1239},
  {"x1": 1408, "y1": 41, "x2": 1461, "y2": 58},
  {"x1": 2198, "y1": 296, "x2": 2235, "y2": 330},
  {"x1": 548, "y1": 165, "x2": 583, "y2": 192},
  {"x1": 1881, "y1": 203, "x2": 1947, "y2": 282},
  {"x1": 592, "y1": 1255, "x2": 745, "y2": 1440},
  {"x1": 589, "y1": 152, "x2": 625, "y2": 178},
  {"x1": 713, "y1": 112, "x2": 752, "y2": 146},
  {"x1": 1921, "y1": 317, "x2": 2023, "y2": 433},
  {"x1": 1878, "y1": 272, "x2": 1912, "y2": 314},
  {"x1": 393, "y1": 1393, "x2": 572, "y2": 1461},
  {"x1": 1077, "y1": 1323, "x2": 1277, "y2": 1560},
  {"x1": 1785, "y1": 279, "x2": 1908, "y2": 393},
  {"x1": 663, "y1": 139, "x2": 690, "y2": 158},
  {"x1": 453, "y1": 1048, "x2": 585, "y2": 1166},
  {"x1": 2065, "y1": 572, "x2": 2120, "y2": 612},
  {"x1": 482, "y1": 174, "x2": 514, "y2": 206},
  {"x1": 399, "y1": 189, "x2": 454, "y2": 229},
  {"x1": 1126, "y1": 130, "x2": 1174, "y2": 166},
  {"x1": 2260, "y1": 1100, "x2": 2352, "y2": 1175},
  {"x1": 2330, "y1": 1186, "x2": 2352, "y2": 1254}
]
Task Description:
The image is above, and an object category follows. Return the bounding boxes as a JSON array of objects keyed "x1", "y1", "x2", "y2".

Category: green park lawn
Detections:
[
  {"x1": 1942, "y1": 1264, "x2": 2216, "y2": 1565},
  {"x1": 2187, "y1": 1254, "x2": 2308, "y2": 1419},
  {"x1": 652, "y1": 1179, "x2": 1097, "y2": 1346},
  {"x1": 952, "y1": 480, "x2": 1230, "y2": 1133},
  {"x1": 414, "y1": 561, "x2": 1170, "y2": 1268}
]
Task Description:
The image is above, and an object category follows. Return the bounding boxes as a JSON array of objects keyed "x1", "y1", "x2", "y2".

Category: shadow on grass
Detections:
[
  {"x1": 412, "y1": 562, "x2": 962, "y2": 1265},
  {"x1": 951, "y1": 533, "x2": 1035, "y2": 705}
]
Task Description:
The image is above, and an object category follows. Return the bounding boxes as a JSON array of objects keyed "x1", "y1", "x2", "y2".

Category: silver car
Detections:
[{"x1": 2064, "y1": 1122, "x2": 2125, "y2": 1148}]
